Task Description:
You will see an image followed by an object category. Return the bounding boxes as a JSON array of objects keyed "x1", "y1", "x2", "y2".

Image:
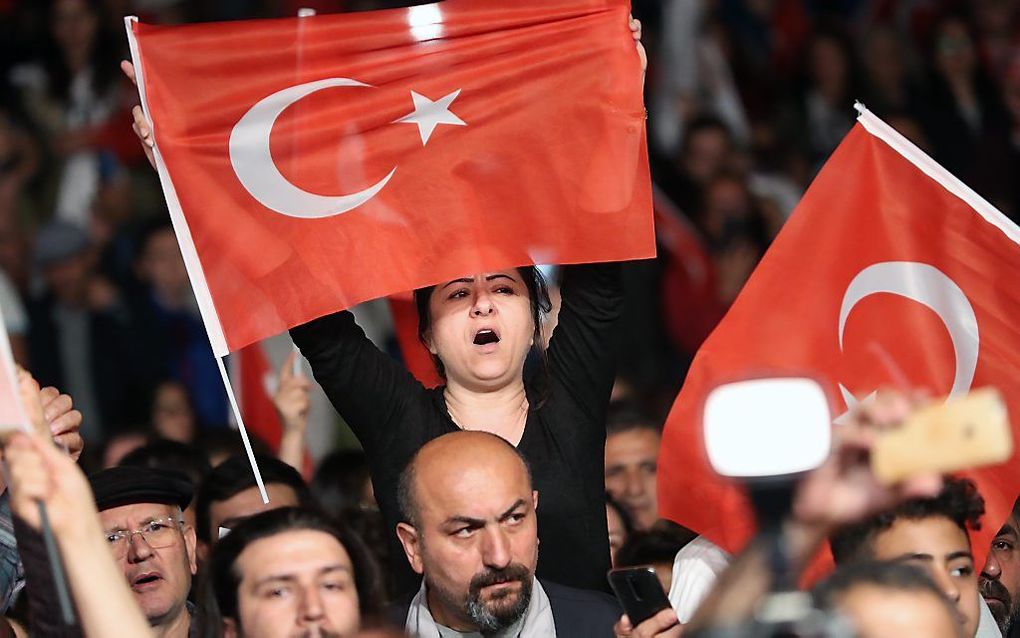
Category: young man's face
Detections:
[
  {"x1": 208, "y1": 483, "x2": 300, "y2": 542},
  {"x1": 871, "y1": 517, "x2": 979, "y2": 638},
  {"x1": 980, "y1": 509, "x2": 1020, "y2": 632},
  {"x1": 226, "y1": 529, "x2": 360, "y2": 638}
]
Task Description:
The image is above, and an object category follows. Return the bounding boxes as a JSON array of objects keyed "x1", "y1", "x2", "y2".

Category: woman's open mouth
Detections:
[{"x1": 473, "y1": 328, "x2": 500, "y2": 346}]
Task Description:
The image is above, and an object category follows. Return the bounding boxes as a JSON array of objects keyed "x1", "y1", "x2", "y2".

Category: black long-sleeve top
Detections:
[{"x1": 291, "y1": 263, "x2": 622, "y2": 595}]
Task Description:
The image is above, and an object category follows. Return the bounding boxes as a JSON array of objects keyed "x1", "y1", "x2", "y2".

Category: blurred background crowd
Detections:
[{"x1": 0, "y1": 0, "x2": 1017, "y2": 499}]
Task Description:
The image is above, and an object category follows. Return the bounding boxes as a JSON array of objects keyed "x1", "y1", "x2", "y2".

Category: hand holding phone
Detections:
[
  {"x1": 871, "y1": 387, "x2": 1012, "y2": 485},
  {"x1": 607, "y1": 566, "x2": 672, "y2": 626}
]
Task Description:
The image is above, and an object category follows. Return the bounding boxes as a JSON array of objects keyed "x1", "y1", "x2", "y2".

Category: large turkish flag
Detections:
[
  {"x1": 126, "y1": 0, "x2": 652, "y2": 356},
  {"x1": 658, "y1": 106, "x2": 1020, "y2": 567}
]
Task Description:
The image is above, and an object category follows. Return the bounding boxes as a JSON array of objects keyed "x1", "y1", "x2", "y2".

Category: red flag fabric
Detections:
[
  {"x1": 234, "y1": 342, "x2": 284, "y2": 450},
  {"x1": 658, "y1": 105, "x2": 1020, "y2": 569},
  {"x1": 126, "y1": 0, "x2": 652, "y2": 356}
]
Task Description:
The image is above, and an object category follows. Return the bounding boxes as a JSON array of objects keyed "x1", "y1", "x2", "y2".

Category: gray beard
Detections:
[{"x1": 465, "y1": 576, "x2": 533, "y2": 635}]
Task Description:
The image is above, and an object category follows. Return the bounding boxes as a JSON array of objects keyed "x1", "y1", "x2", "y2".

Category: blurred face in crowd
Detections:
[
  {"x1": 980, "y1": 508, "x2": 1020, "y2": 632},
  {"x1": 682, "y1": 127, "x2": 731, "y2": 184},
  {"x1": 834, "y1": 583, "x2": 962, "y2": 638},
  {"x1": 52, "y1": 0, "x2": 98, "y2": 71},
  {"x1": 100, "y1": 502, "x2": 197, "y2": 626},
  {"x1": 809, "y1": 35, "x2": 849, "y2": 97},
  {"x1": 871, "y1": 517, "x2": 979, "y2": 637},
  {"x1": 209, "y1": 483, "x2": 301, "y2": 542},
  {"x1": 224, "y1": 529, "x2": 360, "y2": 638},
  {"x1": 43, "y1": 253, "x2": 91, "y2": 306},
  {"x1": 865, "y1": 27, "x2": 906, "y2": 92},
  {"x1": 607, "y1": 504, "x2": 627, "y2": 566},
  {"x1": 935, "y1": 19, "x2": 976, "y2": 80},
  {"x1": 139, "y1": 229, "x2": 190, "y2": 303},
  {"x1": 426, "y1": 271, "x2": 534, "y2": 391},
  {"x1": 397, "y1": 434, "x2": 539, "y2": 633},
  {"x1": 605, "y1": 427, "x2": 660, "y2": 530},
  {"x1": 152, "y1": 382, "x2": 195, "y2": 443}
]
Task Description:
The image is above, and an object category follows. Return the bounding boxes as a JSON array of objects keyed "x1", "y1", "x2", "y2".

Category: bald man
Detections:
[{"x1": 393, "y1": 431, "x2": 621, "y2": 637}]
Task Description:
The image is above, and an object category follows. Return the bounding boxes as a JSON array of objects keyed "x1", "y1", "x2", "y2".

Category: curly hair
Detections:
[{"x1": 830, "y1": 477, "x2": 985, "y2": 565}]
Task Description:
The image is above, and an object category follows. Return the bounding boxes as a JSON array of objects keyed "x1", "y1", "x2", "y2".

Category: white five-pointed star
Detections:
[
  {"x1": 394, "y1": 89, "x2": 466, "y2": 145},
  {"x1": 834, "y1": 383, "x2": 879, "y2": 426}
]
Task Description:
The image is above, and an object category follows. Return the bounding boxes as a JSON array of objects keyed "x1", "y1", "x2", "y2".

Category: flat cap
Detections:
[{"x1": 88, "y1": 466, "x2": 194, "y2": 512}]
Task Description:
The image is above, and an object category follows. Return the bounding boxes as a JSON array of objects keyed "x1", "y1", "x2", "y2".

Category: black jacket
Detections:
[{"x1": 388, "y1": 579, "x2": 621, "y2": 637}]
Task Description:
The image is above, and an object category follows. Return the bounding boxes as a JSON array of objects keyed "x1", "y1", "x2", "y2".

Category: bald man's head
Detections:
[{"x1": 397, "y1": 431, "x2": 533, "y2": 528}]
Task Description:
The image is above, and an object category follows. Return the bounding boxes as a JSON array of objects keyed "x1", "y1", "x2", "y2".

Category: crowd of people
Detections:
[{"x1": 0, "y1": 0, "x2": 1016, "y2": 636}]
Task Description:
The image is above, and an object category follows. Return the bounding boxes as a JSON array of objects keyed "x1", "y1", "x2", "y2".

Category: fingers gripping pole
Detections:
[{"x1": 216, "y1": 356, "x2": 269, "y2": 504}]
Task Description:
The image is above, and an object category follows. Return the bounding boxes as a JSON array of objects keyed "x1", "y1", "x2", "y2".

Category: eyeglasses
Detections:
[{"x1": 105, "y1": 517, "x2": 182, "y2": 556}]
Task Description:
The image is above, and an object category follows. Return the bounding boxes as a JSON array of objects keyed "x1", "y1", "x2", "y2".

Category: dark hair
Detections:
[
  {"x1": 196, "y1": 507, "x2": 385, "y2": 637},
  {"x1": 606, "y1": 400, "x2": 661, "y2": 437},
  {"x1": 606, "y1": 493, "x2": 635, "y2": 536},
  {"x1": 311, "y1": 449, "x2": 372, "y2": 518},
  {"x1": 119, "y1": 439, "x2": 212, "y2": 487},
  {"x1": 396, "y1": 432, "x2": 532, "y2": 528},
  {"x1": 813, "y1": 561, "x2": 959, "y2": 623},
  {"x1": 195, "y1": 454, "x2": 310, "y2": 543},
  {"x1": 615, "y1": 525, "x2": 693, "y2": 569},
  {"x1": 412, "y1": 266, "x2": 552, "y2": 379},
  {"x1": 830, "y1": 477, "x2": 984, "y2": 565},
  {"x1": 680, "y1": 115, "x2": 733, "y2": 154}
]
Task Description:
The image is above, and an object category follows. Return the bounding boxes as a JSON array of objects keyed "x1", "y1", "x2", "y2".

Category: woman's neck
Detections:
[{"x1": 444, "y1": 379, "x2": 529, "y2": 446}]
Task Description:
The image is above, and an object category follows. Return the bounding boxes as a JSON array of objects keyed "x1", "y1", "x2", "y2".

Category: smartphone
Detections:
[
  {"x1": 607, "y1": 566, "x2": 672, "y2": 626},
  {"x1": 871, "y1": 387, "x2": 1013, "y2": 485}
]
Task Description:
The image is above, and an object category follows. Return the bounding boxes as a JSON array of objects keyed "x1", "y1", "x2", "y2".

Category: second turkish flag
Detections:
[
  {"x1": 658, "y1": 105, "x2": 1020, "y2": 567},
  {"x1": 127, "y1": 0, "x2": 652, "y2": 356}
]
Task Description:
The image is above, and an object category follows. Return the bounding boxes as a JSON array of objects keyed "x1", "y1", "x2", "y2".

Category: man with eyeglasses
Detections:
[{"x1": 88, "y1": 465, "x2": 198, "y2": 637}]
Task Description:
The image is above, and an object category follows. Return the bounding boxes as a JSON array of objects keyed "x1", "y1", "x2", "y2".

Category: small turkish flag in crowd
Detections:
[
  {"x1": 126, "y1": 0, "x2": 652, "y2": 356},
  {"x1": 658, "y1": 105, "x2": 1020, "y2": 567}
]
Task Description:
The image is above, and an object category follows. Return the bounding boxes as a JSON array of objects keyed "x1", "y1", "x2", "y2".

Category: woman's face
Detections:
[{"x1": 426, "y1": 270, "x2": 534, "y2": 390}]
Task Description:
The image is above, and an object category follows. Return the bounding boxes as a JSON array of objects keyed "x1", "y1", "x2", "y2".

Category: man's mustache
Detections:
[
  {"x1": 469, "y1": 563, "x2": 531, "y2": 595},
  {"x1": 980, "y1": 577, "x2": 1012, "y2": 606}
]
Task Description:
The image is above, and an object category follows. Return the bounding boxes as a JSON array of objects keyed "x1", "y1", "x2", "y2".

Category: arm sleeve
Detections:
[
  {"x1": 289, "y1": 309, "x2": 428, "y2": 452},
  {"x1": 11, "y1": 515, "x2": 82, "y2": 638},
  {"x1": 544, "y1": 262, "x2": 624, "y2": 419}
]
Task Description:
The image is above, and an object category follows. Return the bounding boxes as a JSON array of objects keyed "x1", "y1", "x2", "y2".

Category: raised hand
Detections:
[
  {"x1": 120, "y1": 60, "x2": 156, "y2": 169},
  {"x1": 39, "y1": 386, "x2": 83, "y2": 461}
]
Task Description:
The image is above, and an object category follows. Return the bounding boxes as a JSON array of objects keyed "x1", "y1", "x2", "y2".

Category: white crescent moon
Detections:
[
  {"x1": 229, "y1": 78, "x2": 396, "y2": 219},
  {"x1": 838, "y1": 261, "x2": 979, "y2": 397}
]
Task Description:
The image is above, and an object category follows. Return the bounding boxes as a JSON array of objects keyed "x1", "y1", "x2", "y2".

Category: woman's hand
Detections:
[
  {"x1": 121, "y1": 61, "x2": 156, "y2": 170},
  {"x1": 629, "y1": 15, "x2": 647, "y2": 82}
]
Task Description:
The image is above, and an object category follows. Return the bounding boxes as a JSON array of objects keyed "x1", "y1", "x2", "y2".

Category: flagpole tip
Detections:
[{"x1": 854, "y1": 101, "x2": 868, "y2": 116}]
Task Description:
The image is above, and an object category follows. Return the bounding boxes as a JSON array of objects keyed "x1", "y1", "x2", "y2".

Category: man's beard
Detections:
[
  {"x1": 427, "y1": 562, "x2": 533, "y2": 636},
  {"x1": 980, "y1": 577, "x2": 1018, "y2": 633},
  {"x1": 464, "y1": 563, "x2": 533, "y2": 635}
]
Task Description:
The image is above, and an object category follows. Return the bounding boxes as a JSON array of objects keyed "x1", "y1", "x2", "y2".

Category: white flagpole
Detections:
[{"x1": 124, "y1": 17, "x2": 268, "y2": 503}]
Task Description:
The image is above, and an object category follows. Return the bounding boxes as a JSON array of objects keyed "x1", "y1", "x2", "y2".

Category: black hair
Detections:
[
  {"x1": 310, "y1": 449, "x2": 372, "y2": 518},
  {"x1": 606, "y1": 492, "x2": 635, "y2": 536},
  {"x1": 615, "y1": 524, "x2": 695, "y2": 569},
  {"x1": 396, "y1": 432, "x2": 532, "y2": 528},
  {"x1": 194, "y1": 453, "x2": 310, "y2": 543},
  {"x1": 119, "y1": 438, "x2": 212, "y2": 488},
  {"x1": 196, "y1": 507, "x2": 385, "y2": 638},
  {"x1": 813, "y1": 561, "x2": 960, "y2": 630},
  {"x1": 412, "y1": 266, "x2": 552, "y2": 380},
  {"x1": 680, "y1": 114, "x2": 733, "y2": 156},
  {"x1": 606, "y1": 400, "x2": 662, "y2": 436},
  {"x1": 830, "y1": 477, "x2": 984, "y2": 565}
]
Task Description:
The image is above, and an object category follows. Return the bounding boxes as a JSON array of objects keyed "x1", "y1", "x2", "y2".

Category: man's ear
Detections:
[
  {"x1": 532, "y1": 490, "x2": 539, "y2": 512},
  {"x1": 396, "y1": 522, "x2": 425, "y2": 575},
  {"x1": 183, "y1": 524, "x2": 198, "y2": 575},
  {"x1": 222, "y1": 617, "x2": 238, "y2": 638}
]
